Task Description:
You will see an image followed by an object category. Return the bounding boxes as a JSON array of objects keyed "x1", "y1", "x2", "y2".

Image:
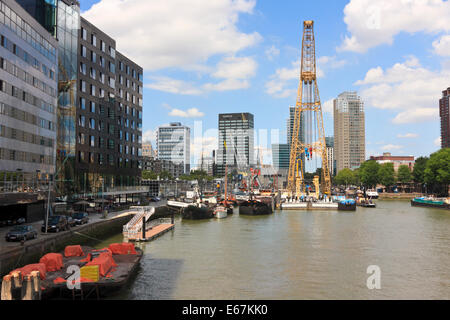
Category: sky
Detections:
[{"x1": 80, "y1": 0, "x2": 449, "y2": 167}]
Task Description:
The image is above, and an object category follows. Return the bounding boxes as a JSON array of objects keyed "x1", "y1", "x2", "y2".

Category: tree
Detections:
[
  {"x1": 359, "y1": 160, "x2": 380, "y2": 188},
  {"x1": 397, "y1": 165, "x2": 413, "y2": 184},
  {"x1": 159, "y1": 171, "x2": 173, "y2": 180},
  {"x1": 378, "y1": 163, "x2": 395, "y2": 189},
  {"x1": 413, "y1": 157, "x2": 429, "y2": 184},
  {"x1": 424, "y1": 148, "x2": 450, "y2": 196},
  {"x1": 142, "y1": 170, "x2": 158, "y2": 180},
  {"x1": 335, "y1": 168, "x2": 354, "y2": 187}
]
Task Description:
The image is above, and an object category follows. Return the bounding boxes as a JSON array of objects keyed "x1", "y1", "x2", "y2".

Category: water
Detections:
[{"x1": 96, "y1": 200, "x2": 450, "y2": 300}]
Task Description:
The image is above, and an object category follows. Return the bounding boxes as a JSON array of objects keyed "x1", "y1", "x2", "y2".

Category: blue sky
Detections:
[{"x1": 80, "y1": 0, "x2": 450, "y2": 166}]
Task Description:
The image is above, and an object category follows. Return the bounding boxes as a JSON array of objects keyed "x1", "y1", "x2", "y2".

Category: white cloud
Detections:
[
  {"x1": 204, "y1": 56, "x2": 257, "y2": 91},
  {"x1": 265, "y1": 45, "x2": 280, "y2": 61},
  {"x1": 355, "y1": 56, "x2": 448, "y2": 124},
  {"x1": 397, "y1": 133, "x2": 419, "y2": 139},
  {"x1": 433, "y1": 35, "x2": 450, "y2": 56},
  {"x1": 381, "y1": 144, "x2": 403, "y2": 151},
  {"x1": 145, "y1": 76, "x2": 203, "y2": 95},
  {"x1": 322, "y1": 99, "x2": 334, "y2": 114},
  {"x1": 168, "y1": 108, "x2": 205, "y2": 118},
  {"x1": 83, "y1": 0, "x2": 261, "y2": 71},
  {"x1": 339, "y1": 0, "x2": 450, "y2": 53},
  {"x1": 143, "y1": 129, "x2": 156, "y2": 143},
  {"x1": 434, "y1": 137, "x2": 442, "y2": 146},
  {"x1": 265, "y1": 56, "x2": 346, "y2": 99}
]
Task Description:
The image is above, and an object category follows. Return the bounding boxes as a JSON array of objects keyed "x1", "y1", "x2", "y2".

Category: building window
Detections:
[
  {"x1": 91, "y1": 34, "x2": 97, "y2": 47},
  {"x1": 80, "y1": 98, "x2": 86, "y2": 110},
  {"x1": 81, "y1": 28, "x2": 87, "y2": 40}
]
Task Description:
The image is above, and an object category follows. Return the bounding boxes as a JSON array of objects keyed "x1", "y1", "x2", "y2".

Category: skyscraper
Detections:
[
  {"x1": 272, "y1": 144, "x2": 290, "y2": 170},
  {"x1": 325, "y1": 137, "x2": 335, "y2": 176},
  {"x1": 157, "y1": 123, "x2": 190, "y2": 174},
  {"x1": 217, "y1": 113, "x2": 254, "y2": 176},
  {"x1": 0, "y1": 0, "x2": 58, "y2": 181},
  {"x1": 334, "y1": 92, "x2": 365, "y2": 173},
  {"x1": 440, "y1": 88, "x2": 450, "y2": 148}
]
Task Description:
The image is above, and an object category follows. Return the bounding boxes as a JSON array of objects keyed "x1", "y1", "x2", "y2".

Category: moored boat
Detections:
[
  {"x1": 338, "y1": 199, "x2": 357, "y2": 211},
  {"x1": 411, "y1": 197, "x2": 450, "y2": 210},
  {"x1": 181, "y1": 204, "x2": 214, "y2": 220},
  {"x1": 239, "y1": 200, "x2": 273, "y2": 215},
  {"x1": 366, "y1": 189, "x2": 379, "y2": 199},
  {"x1": 213, "y1": 206, "x2": 228, "y2": 219}
]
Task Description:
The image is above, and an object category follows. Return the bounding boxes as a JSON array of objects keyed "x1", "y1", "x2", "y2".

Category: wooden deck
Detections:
[{"x1": 127, "y1": 224, "x2": 175, "y2": 242}]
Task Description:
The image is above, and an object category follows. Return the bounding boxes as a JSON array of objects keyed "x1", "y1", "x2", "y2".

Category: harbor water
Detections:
[{"x1": 96, "y1": 200, "x2": 450, "y2": 300}]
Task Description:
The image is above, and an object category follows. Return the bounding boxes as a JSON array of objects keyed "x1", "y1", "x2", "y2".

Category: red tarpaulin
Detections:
[
  {"x1": 86, "y1": 252, "x2": 117, "y2": 277},
  {"x1": 64, "y1": 245, "x2": 84, "y2": 258},
  {"x1": 108, "y1": 243, "x2": 137, "y2": 255},
  {"x1": 10, "y1": 263, "x2": 46, "y2": 280},
  {"x1": 80, "y1": 248, "x2": 113, "y2": 263},
  {"x1": 39, "y1": 253, "x2": 63, "y2": 272}
]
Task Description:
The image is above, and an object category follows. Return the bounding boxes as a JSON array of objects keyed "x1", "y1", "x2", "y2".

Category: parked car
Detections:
[
  {"x1": 67, "y1": 216, "x2": 77, "y2": 228},
  {"x1": 41, "y1": 215, "x2": 69, "y2": 233},
  {"x1": 72, "y1": 212, "x2": 89, "y2": 225},
  {"x1": 149, "y1": 196, "x2": 161, "y2": 202},
  {"x1": 16, "y1": 218, "x2": 26, "y2": 225},
  {"x1": 5, "y1": 225, "x2": 38, "y2": 242}
]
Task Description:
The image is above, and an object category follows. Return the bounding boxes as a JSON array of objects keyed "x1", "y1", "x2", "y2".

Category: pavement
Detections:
[{"x1": 0, "y1": 200, "x2": 167, "y2": 252}]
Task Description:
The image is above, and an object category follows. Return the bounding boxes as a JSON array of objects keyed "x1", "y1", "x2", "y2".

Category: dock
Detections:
[
  {"x1": 281, "y1": 202, "x2": 338, "y2": 210},
  {"x1": 126, "y1": 223, "x2": 174, "y2": 242}
]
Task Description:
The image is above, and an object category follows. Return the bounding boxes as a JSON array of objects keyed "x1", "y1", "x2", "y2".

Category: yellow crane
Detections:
[{"x1": 287, "y1": 21, "x2": 331, "y2": 197}]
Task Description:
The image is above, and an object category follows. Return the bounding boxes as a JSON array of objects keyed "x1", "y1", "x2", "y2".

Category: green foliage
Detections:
[
  {"x1": 424, "y1": 148, "x2": 450, "y2": 186},
  {"x1": 142, "y1": 170, "x2": 158, "y2": 180},
  {"x1": 413, "y1": 157, "x2": 429, "y2": 183},
  {"x1": 378, "y1": 162, "x2": 395, "y2": 188},
  {"x1": 359, "y1": 160, "x2": 380, "y2": 188},
  {"x1": 335, "y1": 168, "x2": 355, "y2": 186},
  {"x1": 397, "y1": 165, "x2": 413, "y2": 184},
  {"x1": 179, "y1": 170, "x2": 214, "y2": 182},
  {"x1": 159, "y1": 171, "x2": 174, "y2": 180}
]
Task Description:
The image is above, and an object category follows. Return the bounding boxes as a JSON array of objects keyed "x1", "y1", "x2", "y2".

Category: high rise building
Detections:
[
  {"x1": 272, "y1": 144, "x2": 290, "y2": 170},
  {"x1": 217, "y1": 113, "x2": 254, "y2": 176},
  {"x1": 287, "y1": 105, "x2": 305, "y2": 147},
  {"x1": 325, "y1": 137, "x2": 335, "y2": 176},
  {"x1": 17, "y1": 0, "x2": 144, "y2": 194},
  {"x1": 334, "y1": 92, "x2": 365, "y2": 173},
  {"x1": 157, "y1": 122, "x2": 190, "y2": 174},
  {"x1": 0, "y1": 0, "x2": 58, "y2": 182},
  {"x1": 440, "y1": 88, "x2": 450, "y2": 148}
]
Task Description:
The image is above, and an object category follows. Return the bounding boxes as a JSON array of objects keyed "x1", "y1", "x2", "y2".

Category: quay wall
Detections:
[{"x1": 378, "y1": 193, "x2": 424, "y2": 200}]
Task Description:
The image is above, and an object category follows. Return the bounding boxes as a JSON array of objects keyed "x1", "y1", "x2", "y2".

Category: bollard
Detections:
[
  {"x1": 22, "y1": 275, "x2": 34, "y2": 300},
  {"x1": 8, "y1": 271, "x2": 23, "y2": 300},
  {"x1": 22, "y1": 271, "x2": 41, "y2": 300},
  {"x1": 1, "y1": 275, "x2": 12, "y2": 300}
]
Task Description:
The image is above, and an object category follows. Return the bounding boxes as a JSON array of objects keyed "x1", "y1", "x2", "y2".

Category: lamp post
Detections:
[
  {"x1": 16, "y1": 168, "x2": 22, "y2": 192},
  {"x1": 35, "y1": 170, "x2": 40, "y2": 191}
]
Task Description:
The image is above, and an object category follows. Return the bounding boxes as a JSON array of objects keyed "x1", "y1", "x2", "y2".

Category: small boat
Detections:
[
  {"x1": 213, "y1": 206, "x2": 228, "y2": 219},
  {"x1": 366, "y1": 189, "x2": 379, "y2": 199},
  {"x1": 338, "y1": 199, "x2": 357, "y2": 211},
  {"x1": 411, "y1": 197, "x2": 450, "y2": 210},
  {"x1": 239, "y1": 200, "x2": 273, "y2": 215},
  {"x1": 356, "y1": 198, "x2": 376, "y2": 208}
]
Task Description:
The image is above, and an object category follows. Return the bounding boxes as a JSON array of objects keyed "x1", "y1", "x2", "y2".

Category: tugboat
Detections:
[
  {"x1": 338, "y1": 199, "x2": 357, "y2": 211},
  {"x1": 366, "y1": 189, "x2": 379, "y2": 199},
  {"x1": 356, "y1": 198, "x2": 376, "y2": 208},
  {"x1": 239, "y1": 199, "x2": 273, "y2": 215}
]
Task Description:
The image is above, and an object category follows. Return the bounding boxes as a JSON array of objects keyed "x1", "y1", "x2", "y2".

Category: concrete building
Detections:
[
  {"x1": 325, "y1": 137, "x2": 335, "y2": 176},
  {"x1": 142, "y1": 157, "x2": 184, "y2": 179},
  {"x1": 217, "y1": 113, "x2": 254, "y2": 176},
  {"x1": 370, "y1": 153, "x2": 415, "y2": 172},
  {"x1": 142, "y1": 142, "x2": 155, "y2": 158},
  {"x1": 440, "y1": 88, "x2": 450, "y2": 148},
  {"x1": 334, "y1": 92, "x2": 365, "y2": 173},
  {"x1": 0, "y1": 0, "x2": 58, "y2": 184},
  {"x1": 157, "y1": 122, "x2": 190, "y2": 174}
]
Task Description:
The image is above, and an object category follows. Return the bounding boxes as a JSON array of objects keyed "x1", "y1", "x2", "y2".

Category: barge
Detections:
[
  {"x1": 411, "y1": 197, "x2": 450, "y2": 210},
  {"x1": 2, "y1": 243, "x2": 143, "y2": 300},
  {"x1": 239, "y1": 200, "x2": 273, "y2": 215}
]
